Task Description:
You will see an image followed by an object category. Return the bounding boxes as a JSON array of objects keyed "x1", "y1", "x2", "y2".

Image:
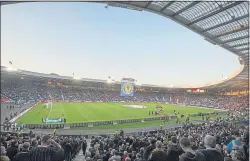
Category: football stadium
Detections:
[{"x1": 1, "y1": 2, "x2": 249, "y2": 161}]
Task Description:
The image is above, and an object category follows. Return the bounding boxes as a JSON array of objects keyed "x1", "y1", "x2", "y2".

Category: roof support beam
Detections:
[
  {"x1": 171, "y1": 1, "x2": 200, "y2": 16},
  {"x1": 222, "y1": 35, "x2": 249, "y2": 44},
  {"x1": 0, "y1": 2, "x2": 22, "y2": 5},
  {"x1": 229, "y1": 42, "x2": 249, "y2": 48},
  {"x1": 160, "y1": 1, "x2": 174, "y2": 12},
  {"x1": 187, "y1": 1, "x2": 243, "y2": 26},
  {"x1": 213, "y1": 26, "x2": 249, "y2": 38},
  {"x1": 242, "y1": 49, "x2": 249, "y2": 52},
  {"x1": 236, "y1": 47, "x2": 249, "y2": 52},
  {"x1": 144, "y1": 1, "x2": 152, "y2": 8},
  {"x1": 202, "y1": 14, "x2": 249, "y2": 32}
]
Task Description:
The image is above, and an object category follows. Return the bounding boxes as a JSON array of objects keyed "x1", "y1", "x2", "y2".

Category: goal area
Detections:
[{"x1": 44, "y1": 102, "x2": 53, "y2": 108}]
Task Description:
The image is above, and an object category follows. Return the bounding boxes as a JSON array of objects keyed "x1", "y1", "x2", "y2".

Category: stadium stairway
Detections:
[
  {"x1": 73, "y1": 138, "x2": 91, "y2": 161},
  {"x1": 74, "y1": 150, "x2": 84, "y2": 161}
]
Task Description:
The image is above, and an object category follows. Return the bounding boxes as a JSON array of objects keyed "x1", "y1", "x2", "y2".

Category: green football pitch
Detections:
[{"x1": 16, "y1": 102, "x2": 218, "y2": 126}]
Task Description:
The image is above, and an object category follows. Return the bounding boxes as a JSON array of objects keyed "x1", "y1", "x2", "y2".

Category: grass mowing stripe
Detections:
[{"x1": 16, "y1": 102, "x2": 221, "y2": 126}]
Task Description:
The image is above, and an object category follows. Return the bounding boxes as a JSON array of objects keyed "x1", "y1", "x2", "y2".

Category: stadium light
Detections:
[
  {"x1": 135, "y1": 80, "x2": 141, "y2": 86},
  {"x1": 222, "y1": 76, "x2": 228, "y2": 80},
  {"x1": 7, "y1": 67, "x2": 17, "y2": 72},
  {"x1": 73, "y1": 76, "x2": 81, "y2": 80},
  {"x1": 107, "y1": 79, "x2": 112, "y2": 84},
  {"x1": 107, "y1": 76, "x2": 115, "y2": 84}
]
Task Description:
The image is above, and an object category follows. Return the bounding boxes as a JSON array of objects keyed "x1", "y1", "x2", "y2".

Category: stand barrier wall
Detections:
[{"x1": 23, "y1": 111, "x2": 225, "y2": 129}]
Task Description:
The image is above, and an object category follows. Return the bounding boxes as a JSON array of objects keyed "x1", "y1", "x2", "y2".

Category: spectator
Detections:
[
  {"x1": 28, "y1": 135, "x2": 62, "y2": 161},
  {"x1": 62, "y1": 140, "x2": 72, "y2": 161},
  {"x1": 199, "y1": 135, "x2": 224, "y2": 161},
  {"x1": 149, "y1": 141, "x2": 168, "y2": 161},
  {"x1": 14, "y1": 142, "x2": 30, "y2": 161},
  {"x1": 227, "y1": 137, "x2": 243, "y2": 152},
  {"x1": 143, "y1": 139, "x2": 156, "y2": 160},
  {"x1": 6, "y1": 141, "x2": 18, "y2": 161},
  {"x1": 135, "y1": 153, "x2": 142, "y2": 161},
  {"x1": 108, "y1": 150, "x2": 121, "y2": 161},
  {"x1": 167, "y1": 136, "x2": 183, "y2": 161},
  {"x1": 179, "y1": 137, "x2": 206, "y2": 161},
  {"x1": 82, "y1": 140, "x2": 87, "y2": 155},
  {"x1": 122, "y1": 151, "x2": 128, "y2": 161},
  {"x1": 0, "y1": 146, "x2": 9, "y2": 161},
  {"x1": 231, "y1": 150, "x2": 244, "y2": 161}
]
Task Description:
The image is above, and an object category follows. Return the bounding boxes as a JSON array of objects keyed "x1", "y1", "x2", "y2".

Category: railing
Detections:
[{"x1": 22, "y1": 111, "x2": 225, "y2": 129}]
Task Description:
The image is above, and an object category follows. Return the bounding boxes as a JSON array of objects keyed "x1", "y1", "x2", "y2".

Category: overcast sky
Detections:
[{"x1": 1, "y1": 2, "x2": 241, "y2": 86}]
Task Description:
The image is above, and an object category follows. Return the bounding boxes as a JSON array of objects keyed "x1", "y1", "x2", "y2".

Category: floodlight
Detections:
[
  {"x1": 73, "y1": 76, "x2": 81, "y2": 80},
  {"x1": 107, "y1": 76, "x2": 115, "y2": 84},
  {"x1": 135, "y1": 80, "x2": 141, "y2": 86},
  {"x1": 222, "y1": 76, "x2": 228, "y2": 80},
  {"x1": 7, "y1": 67, "x2": 17, "y2": 71}
]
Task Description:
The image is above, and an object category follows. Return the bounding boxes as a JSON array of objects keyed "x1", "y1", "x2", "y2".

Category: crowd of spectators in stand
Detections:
[
  {"x1": 84, "y1": 108, "x2": 249, "y2": 161},
  {"x1": 171, "y1": 94, "x2": 248, "y2": 110},
  {"x1": 1, "y1": 84, "x2": 248, "y2": 110},
  {"x1": 0, "y1": 108, "x2": 249, "y2": 161},
  {"x1": 0, "y1": 132, "x2": 82, "y2": 161},
  {"x1": 86, "y1": 126, "x2": 249, "y2": 161}
]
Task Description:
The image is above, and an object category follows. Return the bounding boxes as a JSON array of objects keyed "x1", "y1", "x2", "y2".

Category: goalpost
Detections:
[
  {"x1": 44, "y1": 102, "x2": 53, "y2": 108},
  {"x1": 46, "y1": 102, "x2": 53, "y2": 108},
  {"x1": 43, "y1": 101, "x2": 53, "y2": 124}
]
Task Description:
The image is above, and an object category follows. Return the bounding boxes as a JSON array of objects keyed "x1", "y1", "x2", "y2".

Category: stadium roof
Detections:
[{"x1": 1, "y1": 1, "x2": 249, "y2": 89}]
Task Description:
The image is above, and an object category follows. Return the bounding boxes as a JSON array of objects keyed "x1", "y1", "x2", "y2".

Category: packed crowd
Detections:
[
  {"x1": 171, "y1": 94, "x2": 248, "y2": 110},
  {"x1": 0, "y1": 108, "x2": 248, "y2": 161},
  {"x1": 0, "y1": 132, "x2": 83, "y2": 161},
  {"x1": 86, "y1": 122, "x2": 249, "y2": 161},
  {"x1": 86, "y1": 108, "x2": 249, "y2": 161},
  {"x1": 1, "y1": 84, "x2": 248, "y2": 110}
]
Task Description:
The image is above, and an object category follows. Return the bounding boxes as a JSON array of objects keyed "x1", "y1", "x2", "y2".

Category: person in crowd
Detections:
[
  {"x1": 199, "y1": 135, "x2": 224, "y2": 161},
  {"x1": 82, "y1": 139, "x2": 87, "y2": 155},
  {"x1": 227, "y1": 137, "x2": 243, "y2": 152},
  {"x1": 179, "y1": 137, "x2": 206, "y2": 161},
  {"x1": 231, "y1": 150, "x2": 245, "y2": 161},
  {"x1": 0, "y1": 146, "x2": 9, "y2": 161},
  {"x1": 135, "y1": 153, "x2": 142, "y2": 161},
  {"x1": 6, "y1": 141, "x2": 18, "y2": 161},
  {"x1": 143, "y1": 139, "x2": 156, "y2": 160},
  {"x1": 28, "y1": 135, "x2": 62, "y2": 161},
  {"x1": 122, "y1": 151, "x2": 129, "y2": 161},
  {"x1": 167, "y1": 136, "x2": 183, "y2": 161},
  {"x1": 108, "y1": 150, "x2": 121, "y2": 161},
  {"x1": 14, "y1": 142, "x2": 30, "y2": 161},
  {"x1": 149, "y1": 141, "x2": 168, "y2": 161},
  {"x1": 62, "y1": 140, "x2": 72, "y2": 161}
]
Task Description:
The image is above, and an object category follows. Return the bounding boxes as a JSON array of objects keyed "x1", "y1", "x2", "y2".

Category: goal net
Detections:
[{"x1": 45, "y1": 102, "x2": 53, "y2": 108}]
